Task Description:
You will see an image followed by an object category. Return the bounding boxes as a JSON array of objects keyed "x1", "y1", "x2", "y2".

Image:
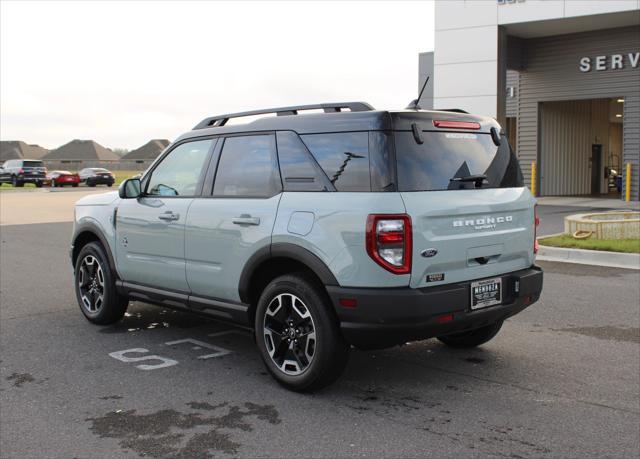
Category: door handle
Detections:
[
  {"x1": 232, "y1": 215, "x2": 260, "y2": 226},
  {"x1": 158, "y1": 211, "x2": 180, "y2": 221}
]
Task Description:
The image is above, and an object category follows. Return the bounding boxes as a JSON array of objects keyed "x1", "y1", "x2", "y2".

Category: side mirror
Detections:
[{"x1": 119, "y1": 178, "x2": 141, "y2": 199}]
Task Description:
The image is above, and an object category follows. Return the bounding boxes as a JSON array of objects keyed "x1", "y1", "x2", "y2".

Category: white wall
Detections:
[
  {"x1": 432, "y1": 0, "x2": 640, "y2": 117},
  {"x1": 433, "y1": 0, "x2": 499, "y2": 116}
]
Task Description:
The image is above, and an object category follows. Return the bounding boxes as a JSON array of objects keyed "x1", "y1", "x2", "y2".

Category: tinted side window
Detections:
[
  {"x1": 300, "y1": 132, "x2": 370, "y2": 191},
  {"x1": 146, "y1": 139, "x2": 212, "y2": 196},
  {"x1": 213, "y1": 135, "x2": 280, "y2": 197},
  {"x1": 276, "y1": 131, "x2": 333, "y2": 192}
]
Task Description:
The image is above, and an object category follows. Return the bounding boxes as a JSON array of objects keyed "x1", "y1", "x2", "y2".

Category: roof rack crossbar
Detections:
[{"x1": 193, "y1": 102, "x2": 374, "y2": 130}]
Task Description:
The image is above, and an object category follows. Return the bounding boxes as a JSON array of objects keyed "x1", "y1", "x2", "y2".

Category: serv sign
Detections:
[{"x1": 580, "y1": 52, "x2": 639, "y2": 72}]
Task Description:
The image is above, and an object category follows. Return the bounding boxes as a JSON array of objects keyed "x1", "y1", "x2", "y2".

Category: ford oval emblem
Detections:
[{"x1": 421, "y1": 248, "x2": 438, "y2": 258}]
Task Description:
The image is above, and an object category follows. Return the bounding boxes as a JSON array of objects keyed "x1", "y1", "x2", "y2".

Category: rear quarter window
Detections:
[
  {"x1": 276, "y1": 131, "x2": 333, "y2": 192},
  {"x1": 300, "y1": 132, "x2": 370, "y2": 192}
]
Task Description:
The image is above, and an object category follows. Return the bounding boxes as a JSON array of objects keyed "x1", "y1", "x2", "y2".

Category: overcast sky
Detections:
[{"x1": 0, "y1": 0, "x2": 434, "y2": 150}]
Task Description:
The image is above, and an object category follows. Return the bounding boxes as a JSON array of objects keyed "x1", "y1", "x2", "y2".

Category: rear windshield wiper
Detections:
[{"x1": 449, "y1": 174, "x2": 487, "y2": 188}]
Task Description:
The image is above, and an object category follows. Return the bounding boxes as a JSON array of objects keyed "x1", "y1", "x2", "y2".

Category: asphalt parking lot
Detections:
[{"x1": 1, "y1": 190, "x2": 639, "y2": 458}]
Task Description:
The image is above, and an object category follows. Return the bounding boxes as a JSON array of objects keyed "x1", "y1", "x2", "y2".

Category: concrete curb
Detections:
[
  {"x1": 537, "y1": 244, "x2": 640, "y2": 270},
  {"x1": 536, "y1": 196, "x2": 639, "y2": 210}
]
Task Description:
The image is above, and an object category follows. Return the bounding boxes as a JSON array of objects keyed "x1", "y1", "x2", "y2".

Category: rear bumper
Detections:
[{"x1": 327, "y1": 266, "x2": 543, "y2": 348}]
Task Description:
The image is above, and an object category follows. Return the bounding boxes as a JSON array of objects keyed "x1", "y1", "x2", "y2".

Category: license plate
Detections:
[{"x1": 470, "y1": 277, "x2": 502, "y2": 310}]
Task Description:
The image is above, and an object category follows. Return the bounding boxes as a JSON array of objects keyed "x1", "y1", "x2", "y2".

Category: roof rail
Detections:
[
  {"x1": 436, "y1": 108, "x2": 469, "y2": 114},
  {"x1": 193, "y1": 102, "x2": 375, "y2": 130}
]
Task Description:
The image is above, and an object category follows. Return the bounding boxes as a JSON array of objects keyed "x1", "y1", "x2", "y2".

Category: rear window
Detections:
[
  {"x1": 23, "y1": 161, "x2": 44, "y2": 168},
  {"x1": 394, "y1": 132, "x2": 523, "y2": 192}
]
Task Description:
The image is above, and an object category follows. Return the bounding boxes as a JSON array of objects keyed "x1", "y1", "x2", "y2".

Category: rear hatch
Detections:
[{"x1": 392, "y1": 112, "x2": 536, "y2": 289}]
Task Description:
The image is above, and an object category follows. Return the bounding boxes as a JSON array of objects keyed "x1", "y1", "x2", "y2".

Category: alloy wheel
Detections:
[
  {"x1": 263, "y1": 293, "x2": 317, "y2": 375},
  {"x1": 78, "y1": 255, "x2": 105, "y2": 313}
]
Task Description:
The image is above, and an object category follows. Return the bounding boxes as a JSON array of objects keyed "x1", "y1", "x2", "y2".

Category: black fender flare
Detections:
[
  {"x1": 71, "y1": 221, "x2": 118, "y2": 276},
  {"x1": 238, "y1": 243, "x2": 339, "y2": 304}
]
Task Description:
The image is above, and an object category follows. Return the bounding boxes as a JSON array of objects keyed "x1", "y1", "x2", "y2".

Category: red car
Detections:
[{"x1": 48, "y1": 170, "x2": 80, "y2": 187}]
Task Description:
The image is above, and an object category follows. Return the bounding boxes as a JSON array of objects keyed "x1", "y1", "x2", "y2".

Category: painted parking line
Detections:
[{"x1": 165, "y1": 338, "x2": 232, "y2": 360}]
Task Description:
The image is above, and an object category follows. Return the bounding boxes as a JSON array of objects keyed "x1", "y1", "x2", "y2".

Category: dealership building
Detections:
[{"x1": 419, "y1": 0, "x2": 640, "y2": 201}]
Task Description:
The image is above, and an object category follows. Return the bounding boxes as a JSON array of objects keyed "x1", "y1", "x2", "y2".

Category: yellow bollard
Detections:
[
  {"x1": 531, "y1": 161, "x2": 537, "y2": 196},
  {"x1": 625, "y1": 163, "x2": 631, "y2": 202}
]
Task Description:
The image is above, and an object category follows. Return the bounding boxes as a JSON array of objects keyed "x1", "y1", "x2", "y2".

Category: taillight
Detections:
[
  {"x1": 534, "y1": 204, "x2": 540, "y2": 254},
  {"x1": 366, "y1": 214, "x2": 412, "y2": 274},
  {"x1": 433, "y1": 120, "x2": 481, "y2": 130}
]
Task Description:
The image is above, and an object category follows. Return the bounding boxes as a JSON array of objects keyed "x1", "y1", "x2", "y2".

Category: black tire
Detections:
[
  {"x1": 107, "y1": 183, "x2": 113, "y2": 187},
  {"x1": 437, "y1": 321, "x2": 504, "y2": 349},
  {"x1": 255, "y1": 273, "x2": 350, "y2": 392},
  {"x1": 74, "y1": 241, "x2": 128, "y2": 325},
  {"x1": 35, "y1": 182, "x2": 43, "y2": 188}
]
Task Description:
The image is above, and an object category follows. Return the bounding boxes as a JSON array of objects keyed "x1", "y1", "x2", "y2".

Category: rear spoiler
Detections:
[{"x1": 436, "y1": 109, "x2": 469, "y2": 114}]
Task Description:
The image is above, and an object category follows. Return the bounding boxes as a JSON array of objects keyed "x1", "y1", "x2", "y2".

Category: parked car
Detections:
[
  {"x1": 48, "y1": 170, "x2": 80, "y2": 187},
  {"x1": 0, "y1": 159, "x2": 47, "y2": 187},
  {"x1": 0, "y1": 163, "x2": 10, "y2": 185},
  {"x1": 70, "y1": 102, "x2": 543, "y2": 391},
  {"x1": 79, "y1": 168, "x2": 115, "y2": 187}
]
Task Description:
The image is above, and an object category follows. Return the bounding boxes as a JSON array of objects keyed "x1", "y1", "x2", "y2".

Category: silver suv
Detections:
[{"x1": 71, "y1": 102, "x2": 543, "y2": 391}]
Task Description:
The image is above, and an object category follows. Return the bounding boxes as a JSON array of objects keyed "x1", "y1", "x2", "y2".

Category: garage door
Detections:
[{"x1": 539, "y1": 100, "x2": 592, "y2": 196}]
